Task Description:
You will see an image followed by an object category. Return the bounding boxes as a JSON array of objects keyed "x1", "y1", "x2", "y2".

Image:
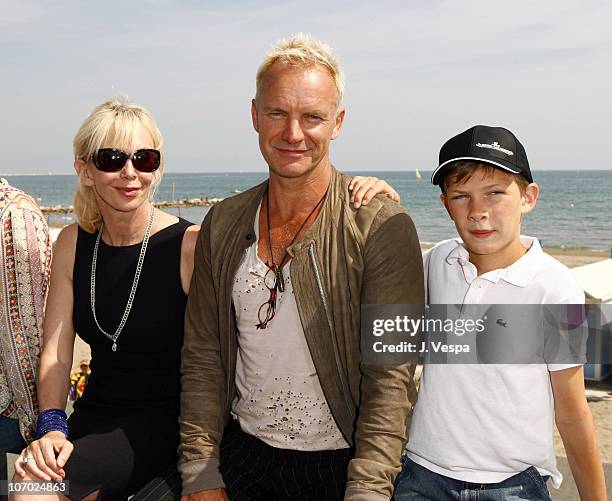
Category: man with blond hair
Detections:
[{"x1": 179, "y1": 34, "x2": 423, "y2": 501}]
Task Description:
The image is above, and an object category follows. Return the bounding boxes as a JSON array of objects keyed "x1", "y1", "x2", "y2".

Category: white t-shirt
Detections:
[
  {"x1": 405, "y1": 236, "x2": 584, "y2": 488},
  {"x1": 231, "y1": 205, "x2": 348, "y2": 451}
]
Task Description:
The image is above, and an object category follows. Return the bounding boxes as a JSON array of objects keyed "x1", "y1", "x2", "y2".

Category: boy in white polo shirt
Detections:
[{"x1": 393, "y1": 126, "x2": 606, "y2": 500}]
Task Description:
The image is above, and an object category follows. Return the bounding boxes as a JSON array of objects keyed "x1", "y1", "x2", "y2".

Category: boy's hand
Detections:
[{"x1": 348, "y1": 176, "x2": 400, "y2": 208}]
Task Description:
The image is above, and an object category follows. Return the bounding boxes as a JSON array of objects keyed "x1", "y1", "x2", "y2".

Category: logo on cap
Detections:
[{"x1": 475, "y1": 142, "x2": 514, "y2": 156}]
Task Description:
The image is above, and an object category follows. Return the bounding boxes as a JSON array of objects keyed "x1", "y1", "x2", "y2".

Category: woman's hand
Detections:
[
  {"x1": 348, "y1": 176, "x2": 400, "y2": 208},
  {"x1": 14, "y1": 431, "x2": 73, "y2": 482}
]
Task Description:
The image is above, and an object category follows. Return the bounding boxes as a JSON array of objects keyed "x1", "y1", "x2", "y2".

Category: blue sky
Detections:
[{"x1": 1, "y1": 0, "x2": 611, "y2": 174}]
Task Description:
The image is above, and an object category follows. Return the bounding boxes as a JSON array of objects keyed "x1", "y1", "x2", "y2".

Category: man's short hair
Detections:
[
  {"x1": 441, "y1": 161, "x2": 531, "y2": 195},
  {"x1": 255, "y1": 33, "x2": 345, "y2": 107}
]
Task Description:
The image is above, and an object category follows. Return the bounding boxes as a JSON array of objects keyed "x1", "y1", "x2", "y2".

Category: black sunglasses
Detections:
[{"x1": 91, "y1": 148, "x2": 161, "y2": 173}]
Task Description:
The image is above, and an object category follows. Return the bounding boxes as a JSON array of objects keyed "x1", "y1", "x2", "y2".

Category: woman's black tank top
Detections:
[{"x1": 73, "y1": 218, "x2": 192, "y2": 411}]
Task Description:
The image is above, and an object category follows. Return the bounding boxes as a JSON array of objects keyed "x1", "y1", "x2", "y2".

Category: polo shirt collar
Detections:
[{"x1": 444, "y1": 236, "x2": 544, "y2": 287}]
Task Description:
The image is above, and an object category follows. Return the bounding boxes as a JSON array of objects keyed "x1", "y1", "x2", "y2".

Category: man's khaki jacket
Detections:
[{"x1": 179, "y1": 168, "x2": 424, "y2": 500}]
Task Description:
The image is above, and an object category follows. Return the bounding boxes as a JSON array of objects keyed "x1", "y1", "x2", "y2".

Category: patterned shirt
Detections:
[{"x1": 0, "y1": 179, "x2": 51, "y2": 441}]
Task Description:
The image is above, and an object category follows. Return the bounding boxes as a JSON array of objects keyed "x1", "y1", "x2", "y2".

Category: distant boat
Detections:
[
  {"x1": 415, "y1": 169, "x2": 422, "y2": 180},
  {"x1": 231, "y1": 188, "x2": 242, "y2": 194}
]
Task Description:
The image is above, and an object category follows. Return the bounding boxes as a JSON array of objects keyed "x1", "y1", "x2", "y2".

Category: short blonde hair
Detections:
[
  {"x1": 255, "y1": 33, "x2": 345, "y2": 106},
  {"x1": 73, "y1": 99, "x2": 163, "y2": 233}
]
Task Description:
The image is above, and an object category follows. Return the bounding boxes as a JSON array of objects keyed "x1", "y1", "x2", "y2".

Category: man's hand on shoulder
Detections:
[{"x1": 181, "y1": 488, "x2": 229, "y2": 501}]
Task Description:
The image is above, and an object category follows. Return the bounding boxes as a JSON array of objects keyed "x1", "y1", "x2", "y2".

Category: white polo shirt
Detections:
[{"x1": 405, "y1": 236, "x2": 584, "y2": 488}]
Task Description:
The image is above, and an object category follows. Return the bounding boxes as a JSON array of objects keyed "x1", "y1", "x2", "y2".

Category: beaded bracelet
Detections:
[{"x1": 35, "y1": 408, "x2": 69, "y2": 439}]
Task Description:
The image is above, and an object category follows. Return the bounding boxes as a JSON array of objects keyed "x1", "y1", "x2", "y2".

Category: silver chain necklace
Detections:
[{"x1": 90, "y1": 208, "x2": 155, "y2": 351}]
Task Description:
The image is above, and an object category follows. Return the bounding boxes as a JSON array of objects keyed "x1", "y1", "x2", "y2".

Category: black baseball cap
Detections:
[{"x1": 431, "y1": 125, "x2": 533, "y2": 186}]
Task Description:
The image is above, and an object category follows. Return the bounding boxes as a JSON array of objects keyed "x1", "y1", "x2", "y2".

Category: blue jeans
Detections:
[{"x1": 394, "y1": 456, "x2": 552, "y2": 501}]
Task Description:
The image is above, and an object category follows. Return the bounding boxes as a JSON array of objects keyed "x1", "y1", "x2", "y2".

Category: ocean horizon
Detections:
[{"x1": 4, "y1": 170, "x2": 611, "y2": 251}]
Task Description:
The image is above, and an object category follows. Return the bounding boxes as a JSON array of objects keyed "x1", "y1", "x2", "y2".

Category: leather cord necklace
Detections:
[{"x1": 255, "y1": 185, "x2": 327, "y2": 329}]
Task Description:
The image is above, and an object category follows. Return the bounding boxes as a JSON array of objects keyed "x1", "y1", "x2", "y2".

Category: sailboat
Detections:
[{"x1": 415, "y1": 168, "x2": 422, "y2": 180}]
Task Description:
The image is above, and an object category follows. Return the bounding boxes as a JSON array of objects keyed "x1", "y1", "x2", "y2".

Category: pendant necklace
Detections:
[{"x1": 90, "y1": 208, "x2": 155, "y2": 351}]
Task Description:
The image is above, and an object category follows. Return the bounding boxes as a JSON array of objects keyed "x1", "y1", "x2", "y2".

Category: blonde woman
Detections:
[{"x1": 12, "y1": 99, "x2": 199, "y2": 500}]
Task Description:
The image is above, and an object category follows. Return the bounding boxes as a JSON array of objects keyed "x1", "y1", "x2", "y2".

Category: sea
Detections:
[{"x1": 4, "y1": 170, "x2": 611, "y2": 251}]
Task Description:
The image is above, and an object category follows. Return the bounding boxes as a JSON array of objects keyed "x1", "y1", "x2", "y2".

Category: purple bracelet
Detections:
[{"x1": 35, "y1": 408, "x2": 68, "y2": 439}]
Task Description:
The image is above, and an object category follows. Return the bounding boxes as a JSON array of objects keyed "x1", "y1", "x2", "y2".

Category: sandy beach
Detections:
[{"x1": 543, "y1": 246, "x2": 610, "y2": 269}]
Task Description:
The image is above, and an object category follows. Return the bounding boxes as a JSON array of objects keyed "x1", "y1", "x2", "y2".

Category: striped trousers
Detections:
[{"x1": 220, "y1": 420, "x2": 353, "y2": 501}]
